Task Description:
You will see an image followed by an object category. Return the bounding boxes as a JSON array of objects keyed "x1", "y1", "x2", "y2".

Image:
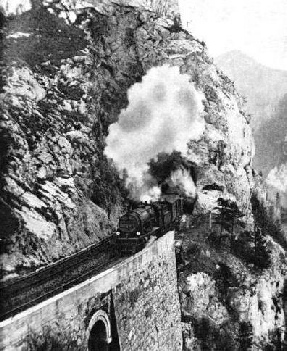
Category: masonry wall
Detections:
[
  {"x1": 0, "y1": 232, "x2": 182, "y2": 350},
  {"x1": 0, "y1": 277, "x2": 114, "y2": 350},
  {"x1": 113, "y1": 234, "x2": 182, "y2": 351}
]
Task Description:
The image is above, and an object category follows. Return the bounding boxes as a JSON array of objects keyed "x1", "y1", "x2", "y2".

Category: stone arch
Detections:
[{"x1": 87, "y1": 310, "x2": 112, "y2": 350}]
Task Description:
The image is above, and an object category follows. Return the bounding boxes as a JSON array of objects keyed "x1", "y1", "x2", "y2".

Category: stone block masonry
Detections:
[
  {"x1": 113, "y1": 233, "x2": 182, "y2": 351},
  {"x1": 0, "y1": 231, "x2": 182, "y2": 350}
]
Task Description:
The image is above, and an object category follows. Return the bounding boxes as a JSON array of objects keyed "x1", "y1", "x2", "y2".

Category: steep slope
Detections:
[
  {"x1": 215, "y1": 50, "x2": 287, "y2": 130},
  {"x1": 215, "y1": 50, "x2": 287, "y2": 176},
  {"x1": 1, "y1": 1, "x2": 287, "y2": 350},
  {"x1": 256, "y1": 94, "x2": 287, "y2": 176},
  {"x1": 0, "y1": 0, "x2": 253, "y2": 279}
]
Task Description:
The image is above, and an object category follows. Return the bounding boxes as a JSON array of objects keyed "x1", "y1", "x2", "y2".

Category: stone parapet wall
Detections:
[
  {"x1": 0, "y1": 231, "x2": 182, "y2": 350},
  {"x1": 113, "y1": 232, "x2": 182, "y2": 350}
]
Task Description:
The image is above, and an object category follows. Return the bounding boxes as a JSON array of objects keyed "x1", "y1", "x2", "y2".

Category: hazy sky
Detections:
[{"x1": 179, "y1": 0, "x2": 287, "y2": 70}]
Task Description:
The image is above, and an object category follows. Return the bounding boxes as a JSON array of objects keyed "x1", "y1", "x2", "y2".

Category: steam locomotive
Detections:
[{"x1": 114, "y1": 194, "x2": 183, "y2": 254}]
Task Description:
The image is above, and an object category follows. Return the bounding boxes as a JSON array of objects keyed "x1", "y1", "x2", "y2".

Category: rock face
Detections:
[
  {"x1": 178, "y1": 226, "x2": 286, "y2": 350},
  {"x1": 215, "y1": 50, "x2": 287, "y2": 178},
  {"x1": 0, "y1": 0, "x2": 253, "y2": 278},
  {"x1": 215, "y1": 50, "x2": 287, "y2": 132},
  {"x1": 1, "y1": 1, "x2": 286, "y2": 349}
]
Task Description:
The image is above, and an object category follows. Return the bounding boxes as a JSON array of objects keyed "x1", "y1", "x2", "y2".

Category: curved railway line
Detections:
[
  {"x1": 0, "y1": 236, "x2": 121, "y2": 322},
  {"x1": 0, "y1": 201, "x2": 185, "y2": 322}
]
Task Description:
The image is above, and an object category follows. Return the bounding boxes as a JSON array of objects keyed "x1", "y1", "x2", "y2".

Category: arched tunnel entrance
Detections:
[
  {"x1": 87, "y1": 309, "x2": 120, "y2": 351},
  {"x1": 88, "y1": 320, "x2": 109, "y2": 351}
]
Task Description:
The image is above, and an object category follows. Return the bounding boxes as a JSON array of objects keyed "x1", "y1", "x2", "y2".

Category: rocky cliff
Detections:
[
  {"x1": 1, "y1": 0, "x2": 286, "y2": 349},
  {"x1": 0, "y1": 0, "x2": 252, "y2": 278}
]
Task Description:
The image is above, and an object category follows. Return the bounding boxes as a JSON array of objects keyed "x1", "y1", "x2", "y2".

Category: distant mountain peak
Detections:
[
  {"x1": 218, "y1": 50, "x2": 253, "y2": 58},
  {"x1": 216, "y1": 50, "x2": 287, "y2": 74},
  {"x1": 215, "y1": 50, "x2": 287, "y2": 176},
  {"x1": 215, "y1": 50, "x2": 287, "y2": 103}
]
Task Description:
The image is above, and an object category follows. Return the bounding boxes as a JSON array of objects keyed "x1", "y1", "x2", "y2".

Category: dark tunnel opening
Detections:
[{"x1": 88, "y1": 320, "x2": 109, "y2": 351}]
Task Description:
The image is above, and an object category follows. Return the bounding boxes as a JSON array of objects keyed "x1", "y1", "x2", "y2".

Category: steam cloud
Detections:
[
  {"x1": 105, "y1": 65, "x2": 205, "y2": 199},
  {"x1": 266, "y1": 164, "x2": 287, "y2": 208},
  {"x1": 171, "y1": 168, "x2": 196, "y2": 197},
  {"x1": 266, "y1": 164, "x2": 287, "y2": 193}
]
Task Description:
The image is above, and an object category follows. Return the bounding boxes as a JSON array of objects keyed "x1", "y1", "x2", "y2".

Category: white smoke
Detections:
[
  {"x1": 266, "y1": 164, "x2": 287, "y2": 193},
  {"x1": 0, "y1": 0, "x2": 31, "y2": 15},
  {"x1": 126, "y1": 172, "x2": 160, "y2": 202},
  {"x1": 140, "y1": 186, "x2": 161, "y2": 203},
  {"x1": 171, "y1": 168, "x2": 196, "y2": 197},
  {"x1": 105, "y1": 65, "x2": 205, "y2": 197}
]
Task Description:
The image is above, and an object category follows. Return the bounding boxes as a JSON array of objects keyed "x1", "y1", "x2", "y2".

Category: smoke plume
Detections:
[
  {"x1": 266, "y1": 164, "x2": 287, "y2": 193},
  {"x1": 105, "y1": 65, "x2": 205, "y2": 199},
  {"x1": 170, "y1": 168, "x2": 196, "y2": 197}
]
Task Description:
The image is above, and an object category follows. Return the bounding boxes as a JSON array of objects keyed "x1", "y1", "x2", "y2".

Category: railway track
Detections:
[{"x1": 0, "y1": 237, "x2": 119, "y2": 322}]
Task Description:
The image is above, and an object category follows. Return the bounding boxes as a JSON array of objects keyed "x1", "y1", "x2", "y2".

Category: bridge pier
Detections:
[{"x1": 0, "y1": 231, "x2": 182, "y2": 350}]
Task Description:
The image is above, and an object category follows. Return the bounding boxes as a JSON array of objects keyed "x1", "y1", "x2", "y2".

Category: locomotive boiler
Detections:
[{"x1": 114, "y1": 195, "x2": 183, "y2": 254}]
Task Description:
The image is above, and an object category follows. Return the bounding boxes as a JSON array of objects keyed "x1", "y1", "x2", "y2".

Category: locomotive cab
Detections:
[
  {"x1": 115, "y1": 204, "x2": 158, "y2": 254},
  {"x1": 114, "y1": 195, "x2": 183, "y2": 255},
  {"x1": 118, "y1": 211, "x2": 142, "y2": 237}
]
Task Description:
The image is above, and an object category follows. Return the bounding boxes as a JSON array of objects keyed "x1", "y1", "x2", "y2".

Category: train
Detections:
[{"x1": 114, "y1": 194, "x2": 183, "y2": 254}]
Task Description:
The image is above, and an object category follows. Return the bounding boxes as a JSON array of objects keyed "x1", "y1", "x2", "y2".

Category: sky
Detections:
[
  {"x1": 2, "y1": 0, "x2": 287, "y2": 70},
  {"x1": 178, "y1": 0, "x2": 287, "y2": 70}
]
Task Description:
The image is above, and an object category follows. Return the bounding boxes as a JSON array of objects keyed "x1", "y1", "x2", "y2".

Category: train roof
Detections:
[{"x1": 120, "y1": 205, "x2": 154, "y2": 221}]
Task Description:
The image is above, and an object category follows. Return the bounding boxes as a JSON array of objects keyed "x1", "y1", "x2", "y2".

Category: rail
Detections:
[{"x1": 0, "y1": 236, "x2": 115, "y2": 321}]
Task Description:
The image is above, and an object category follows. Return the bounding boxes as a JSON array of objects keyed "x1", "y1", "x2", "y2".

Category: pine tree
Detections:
[
  {"x1": 215, "y1": 198, "x2": 243, "y2": 234},
  {"x1": 238, "y1": 321, "x2": 253, "y2": 351}
]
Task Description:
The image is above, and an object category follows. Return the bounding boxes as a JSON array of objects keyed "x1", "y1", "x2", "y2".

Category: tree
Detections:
[
  {"x1": 253, "y1": 227, "x2": 271, "y2": 269},
  {"x1": 238, "y1": 321, "x2": 253, "y2": 351},
  {"x1": 214, "y1": 198, "x2": 244, "y2": 234}
]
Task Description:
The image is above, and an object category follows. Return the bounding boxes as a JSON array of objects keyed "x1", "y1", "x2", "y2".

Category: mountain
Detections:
[
  {"x1": 255, "y1": 94, "x2": 287, "y2": 176},
  {"x1": 215, "y1": 50, "x2": 287, "y2": 174},
  {"x1": 1, "y1": 2, "x2": 287, "y2": 349},
  {"x1": 215, "y1": 50, "x2": 287, "y2": 129},
  {"x1": 1, "y1": 1, "x2": 254, "y2": 279}
]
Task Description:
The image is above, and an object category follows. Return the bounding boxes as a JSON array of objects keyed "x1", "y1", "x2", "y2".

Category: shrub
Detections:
[
  {"x1": 238, "y1": 321, "x2": 253, "y2": 351},
  {"x1": 251, "y1": 193, "x2": 287, "y2": 250},
  {"x1": 214, "y1": 198, "x2": 244, "y2": 234},
  {"x1": 230, "y1": 230, "x2": 271, "y2": 270},
  {"x1": 27, "y1": 326, "x2": 76, "y2": 351},
  {"x1": 192, "y1": 317, "x2": 238, "y2": 350}
]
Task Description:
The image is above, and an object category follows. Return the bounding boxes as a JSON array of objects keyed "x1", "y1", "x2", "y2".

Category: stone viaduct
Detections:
[{"x1": 0, "y1": 232, "x2": 182, "y2": 350}]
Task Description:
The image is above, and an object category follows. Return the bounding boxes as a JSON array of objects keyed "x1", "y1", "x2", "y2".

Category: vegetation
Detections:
[
  {"x1": 4, "y1": 5, "x2": 87, "y2": 68},
  {"x1": 208, "y1": 197, "x2": 272, "y2": 270},
  {"x1": 191, "y1": 316, "x2": 238, "y2": 351},
  {"x1": 251, "y1": 192, "x2": 287, "y2": 250},
  {"x1": 214, "y1": 263, "x2": 240, "y2": 302},
  {"x1": 27, "y1": 327, "x2": 75, "y2": 351},
  {"x1": 238, "y1": 321, "x2": 253, "y2": 351},
  {"x1": 153, "y1": 0, "x2": 176, "y2": 17},
  {"x1": 227, "y1": 228, "x2": 271, "y2": 270},
  {"x1": 214, "y1": 198, "x2": 244, "y2": 234}
]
